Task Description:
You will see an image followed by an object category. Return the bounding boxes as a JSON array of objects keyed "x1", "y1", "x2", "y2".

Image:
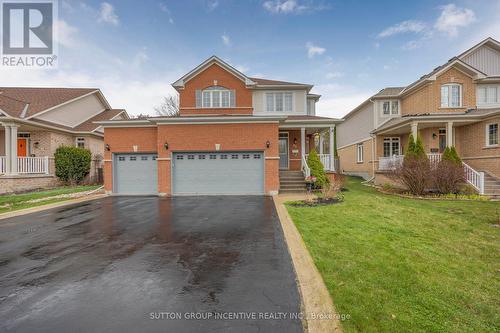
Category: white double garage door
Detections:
[{"x1": 113, "y1": 152, "x2": 264, "y2": 195}]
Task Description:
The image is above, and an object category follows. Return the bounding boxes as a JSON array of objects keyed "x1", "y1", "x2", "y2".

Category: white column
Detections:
[
  {"x1": 3, "y1": 125, "x2": 12, "y2": 174},
  {"x1": 319, "y1": 132, "x2": 324, "y2": 154},
  {"x1": 446, "y1": 121, "x2": 453, "y2": 147},
  {"x1": 329, "y1": 125, "x2": 335, "y2": 171},
  {"x1": 10, "y1": 125, "x2": 18, "y2": 175},
  {"x1": 300, "y1": 127, "x2": 306, "y2": 168},
  {"x1": 411, "y1": 122, "x2": 418, "y2": 141}
]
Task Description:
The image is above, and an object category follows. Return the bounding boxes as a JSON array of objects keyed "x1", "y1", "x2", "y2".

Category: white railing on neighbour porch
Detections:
[
  {"x1": 378, "y1": 155, "x2": 404, "y2": 170},
  {"x1": 0, "y1": 156, "x2": 6, "y2": 174},
  {"x1": 305, "y1": 154, "x2": 334, "y2": 171},
  {"x1": 17, "y1": 156, "x2": 49, "y2": 174},
  {"x1": 427, "y1": 153, "x2": 442, "y2": 165},
  {"x1": 301, "y1": 154, "x2": 311, "y2": 178},
  {"x1": 463, "y1": 162, "x2": 485, "y2": 194},
  {"x1": 378, "y1": 153, "x2": 443, "y2": 171}
]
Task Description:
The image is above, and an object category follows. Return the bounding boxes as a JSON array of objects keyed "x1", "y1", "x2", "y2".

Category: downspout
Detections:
[{"x1": 364, "y1": 98, "x2": 377, "y2": 183}]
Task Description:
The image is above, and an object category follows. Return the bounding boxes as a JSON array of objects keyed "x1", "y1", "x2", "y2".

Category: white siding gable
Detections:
[
  {"x1": 252, "y1": 89, "x2": 307, "y2": 115},
  {"x1": 337, "y1": 101, "x2": 374, "y2": 148},
  {"x1": 35, "y1": 93, "x2": 106, "y2": 128},
  {"x1": 461, "y1": 45, "x2": 500, "y2": 76}
]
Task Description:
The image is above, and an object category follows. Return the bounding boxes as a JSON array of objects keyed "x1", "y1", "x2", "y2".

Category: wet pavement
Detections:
[{"x1": 0, "y1": 196, "x2": 302, "y2": 333}]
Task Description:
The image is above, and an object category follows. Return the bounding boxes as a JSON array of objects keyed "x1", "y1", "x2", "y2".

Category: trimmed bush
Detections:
[
  {"x1": 434, "y1": 146, "x2": 464, "y2": 194},
  {"x1": 442, "y1": 146, "x2": 462, "y2": 165},
  {"x1": 397, "y1": 134, "x2": 430, "y2": 195},
  {"x1": 54, "y1": 146, "x2": 92, "y2": 184},
  {"x1": 307, "y1": 149, "x2": 329, "y2": 188}
]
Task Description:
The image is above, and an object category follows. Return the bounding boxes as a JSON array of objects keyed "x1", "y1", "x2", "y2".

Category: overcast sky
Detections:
[{"x1": 1, "y1": 0, "x2": 499, "y2": 118}]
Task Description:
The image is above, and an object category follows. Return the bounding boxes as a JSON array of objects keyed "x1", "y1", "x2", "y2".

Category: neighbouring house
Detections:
[
  {"x1": 98, "y1": 56, "x2": 341, "y2": 196},
  {"x1": 337, "y1": 37, "x2": 500, "y2": 196},
  {"x1": 0, "y1": 87, "x2": 129, "y2": 194}
]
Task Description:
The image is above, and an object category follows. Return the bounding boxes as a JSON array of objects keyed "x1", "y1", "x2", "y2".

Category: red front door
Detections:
[{"x1": 17, "y1": 138, "x2": 27, "y2": 157}]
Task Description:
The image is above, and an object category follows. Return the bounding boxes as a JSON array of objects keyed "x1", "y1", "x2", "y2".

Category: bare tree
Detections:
[{"x1": 154, "y1": 95, "x2": 180, "y2": 117}]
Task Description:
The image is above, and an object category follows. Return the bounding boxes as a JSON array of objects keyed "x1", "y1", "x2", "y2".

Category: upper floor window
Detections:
[
  {"x1": 76, "y1": 137, "x2": 85, "y2": 148},
  {"x1": 266, "y1": 92, "x2": 293, "y2": 112},
  {"x1": 441, "y1": 84, "x2": 462, "y2": 108},
  {"x1": 382, "y1": 101, "x2": 399, "y2": 116},
  {"x1": 487, "y1": 123, "x2": 498, "y2": 146},
  {"x1": 196, "y1": 86, "x2": 235, "y2": 108},
  {"x1": 478, "y1": 85, "x2": 499, "y2": 105}
]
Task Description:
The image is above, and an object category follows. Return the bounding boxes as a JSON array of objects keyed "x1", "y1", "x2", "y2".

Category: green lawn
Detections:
[
  {"x1": 0, "y1": 185, "x2": 101, "y2": 214},
  {"x1": 287, "y1": 177, "x2": 500, "y2": 333}
]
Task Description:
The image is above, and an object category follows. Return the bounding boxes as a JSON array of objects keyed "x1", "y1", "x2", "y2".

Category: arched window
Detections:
[{"x1": 196, "y1": 86, "x2": 235, "y2": 108}]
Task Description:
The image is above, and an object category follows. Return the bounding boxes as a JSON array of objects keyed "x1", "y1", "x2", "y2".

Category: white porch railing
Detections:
[
  {"x1": 377, "y1": 154, "x2": 485, "y2": 194},
  {"x1": 301, "y1": 154, "x2": 311, "y2": 178},
  {"x1": 17, "y1": 156, "x2": 49, "y2": 174},
  {"x1": 379, "y1": 154, "x2": 443, "y2": 170},
  {"x1": 463, "y1": 162, "x2": 485, "y2": 194},
  {"x1": 0, "y1": 156, "x2": 5, "y2": 174},
  {"x1": 305, "y1": 154, "x2": 335, "y2": 171}
]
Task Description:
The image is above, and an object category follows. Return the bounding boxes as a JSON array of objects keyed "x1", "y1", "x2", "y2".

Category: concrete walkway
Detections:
[{"x1": 273, "y1": 194, "x2": 343, "y2": 333}]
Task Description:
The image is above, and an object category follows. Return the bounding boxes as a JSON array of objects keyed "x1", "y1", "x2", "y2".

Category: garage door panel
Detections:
[
  {"x1": 114, "y1": 154, "x2": 158, "y2": 195},
  {"x1": 173, "y1": 152, "x2": 264, "y2": 195}
]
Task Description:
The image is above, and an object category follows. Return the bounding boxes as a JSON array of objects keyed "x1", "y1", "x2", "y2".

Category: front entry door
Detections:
[
  {"x1": 439, "y1": 129, "x2": 446, "y2": 153},
  {"x1": 17, "y1": 139, "x2": 27, "y2": 157},
  {"x1": 279, "y1": 135, "x2": 289, "y2": 169}
]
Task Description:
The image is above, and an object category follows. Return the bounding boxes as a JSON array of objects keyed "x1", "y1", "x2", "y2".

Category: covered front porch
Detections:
[
  {"x1": 278, "y1": 116, "x2": 340, "y2": 177},
  {"x1": 374, "y1": 118, "x2": 485, "y2": 194},
  {"x1": 1, "y1": 121, "x2": 50, "y2": 176}
]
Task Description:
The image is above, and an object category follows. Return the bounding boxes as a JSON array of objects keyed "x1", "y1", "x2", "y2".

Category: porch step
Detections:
[
  {"x1": 480, "y1": 171, "x2": 500, "y2": 197},
  {"x1": 279, "y1": 170, "x2": 307, "y2": 193},
  {"x1": 279, "y1": 188, "x2": 307, "y2": 194}
]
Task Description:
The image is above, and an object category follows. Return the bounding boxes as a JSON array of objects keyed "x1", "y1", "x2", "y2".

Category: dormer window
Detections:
[
  {"x1": 382, "y1": 101, "x2": 399, "y2": 116},
  {"x1": 441, "y1": 84, "x2": 462, "y2": 108},
  {"x1": 196, "y1": 86, "x2": 235, "y2": 108}
]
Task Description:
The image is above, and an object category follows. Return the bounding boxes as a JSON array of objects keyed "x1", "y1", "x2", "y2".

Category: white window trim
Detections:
[
  {"x1": 486, "y1": 123, "x2": 499, "y2": 147},
  {"x1": 264, "y1": 91, "x2": 294, "y2": 112},
  {"x1": 201, "y1": 88, "x2": 231, "y2": 108},
  {"x1": 383, "y1": 137, "x2": 401, "y2": 157},
  {"x1": 381, "y1": 100, "x2": 399, "y2": 117},
  {"x1": 477, "y1": 85, "x2": 500, "y2": 108},
  {"x1": 356, "y1": 143, "x2": 363, "y2": 163},
  {"x1": 440, "y1": 83, "x2": 463, "y2": 108},
  {"x1": 75, "y1": 137, "x2": 86, "y2": 148}
]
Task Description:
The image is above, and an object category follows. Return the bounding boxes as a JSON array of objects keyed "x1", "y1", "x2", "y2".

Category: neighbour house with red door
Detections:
[
  {"x1": 99, "y1": 56, "x2": 341, "y2": 196},
  {"x1": 0, "y1": 88, "x2": 128, "y2": 193},
  {"x1": 336, "y1": 37, "x2": 500, "y2": 197}
]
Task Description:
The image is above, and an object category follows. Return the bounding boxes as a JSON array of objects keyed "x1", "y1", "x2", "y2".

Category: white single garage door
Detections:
[
  {"x1": 172, "y1": 152, "x2": 264, "y2": 195},
  {"x1": 113, "y1": 153, "x2": 158, "y2": 195}
]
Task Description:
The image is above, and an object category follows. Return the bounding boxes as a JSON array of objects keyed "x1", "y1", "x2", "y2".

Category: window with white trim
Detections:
[
  {"x1": 487, "y1": 123, "x2": 498, "y2": 146},
  {"x1": 382, "y1": 101, "x2": 399, "y2": 115},
  {"x1": 265, "y1": 92, "x2": 293, "y2": 112},
  {"x1": 441, "y1": 84, "x2": 462, "y2": 108},
  {"x1": 356, "y1": 143, "x2": 363, "y2": 163},
  {"x1": 383, "y1": 137, "x2": 400, "y2": 157},
  {"x1": 477, "y1": 85, "x2": 499, "y2": 105},
  {"x1": 76, "y1": 137, "x2": 85, "y2": 148},
  {"x1": 201, "y1": 86, "x2": 233, "y2": 108}
]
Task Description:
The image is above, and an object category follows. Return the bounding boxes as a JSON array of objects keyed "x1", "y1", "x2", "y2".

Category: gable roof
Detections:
[
  {"x1": 76, "y1": 109, "x2": 127, "y2": 132},
  {"x1": 373, "y1": 87, "x2": 405, "y2": 98},
  {"x1": 457, "y1": 37, "x2": 500, "y2": 59},
  {"x1": 172, "y1": 55, "x2": 314, "y2": 92},
  {"x1": 0, "y1": 87, "x2": 111, "y2": 118},
  {"x1": 172, "y1": 56, "x2": 256, "y2": 89}
]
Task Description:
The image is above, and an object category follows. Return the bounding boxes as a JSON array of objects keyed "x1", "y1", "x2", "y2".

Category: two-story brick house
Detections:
[
  {"x1": 337, "y1": 37, "x2": 500, "y2": 196},
  {"x1": 99, "y1": 56, "x2": 341, "y2": 195}
]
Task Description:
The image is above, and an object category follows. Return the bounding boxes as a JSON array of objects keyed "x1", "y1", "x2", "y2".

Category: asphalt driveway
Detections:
[{"x1": 0, "y1": 196, "x2": 302, "y2": 333}]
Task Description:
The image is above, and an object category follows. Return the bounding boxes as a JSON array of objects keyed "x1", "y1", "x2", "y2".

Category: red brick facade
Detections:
[
  {"x1": 177, "y1": 63, "x2": 253, "y2": 116},
  {"x1": 104, "y1": 123, "x2": 280, "y2": 195}
]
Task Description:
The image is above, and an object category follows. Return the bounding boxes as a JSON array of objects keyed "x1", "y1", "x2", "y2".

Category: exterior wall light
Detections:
[
  {"x1": 266, "y1": 140, "x2": 271, "y2": 148},
  {"x1": 432, "y1": 133, "x2": 437, "y2": 139},
  {"x1": 164, "y1": 142, "x2": 169, "y2": 150},
  {"x1": 105, "y1": 144, "x2": 110, "y2": 151}
]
